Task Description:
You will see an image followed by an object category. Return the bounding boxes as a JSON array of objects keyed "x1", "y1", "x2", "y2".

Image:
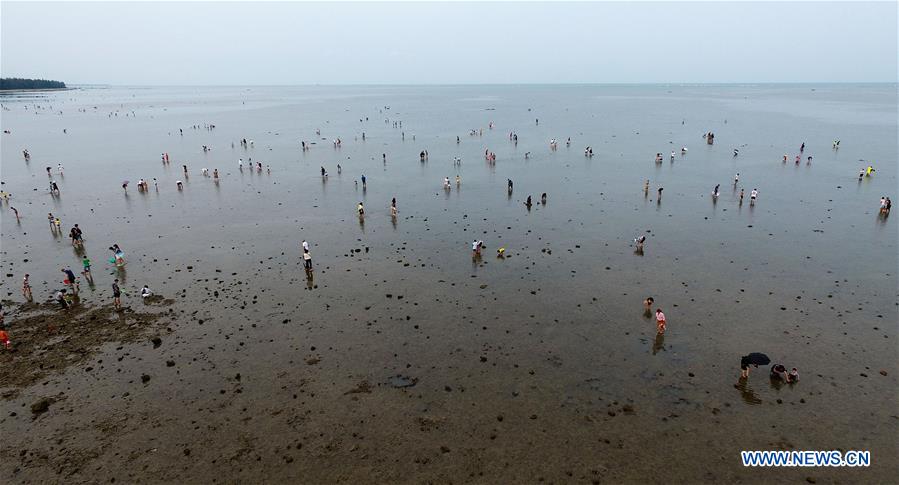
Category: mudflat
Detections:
[{"x1": 1, "y1": 84, "x2": 896, "y2": 483}]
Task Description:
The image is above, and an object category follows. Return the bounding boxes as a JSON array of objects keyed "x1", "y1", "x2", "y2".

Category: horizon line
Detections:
[{"x1": 63, "y1": 81, "x2": 898, "y2": 88}]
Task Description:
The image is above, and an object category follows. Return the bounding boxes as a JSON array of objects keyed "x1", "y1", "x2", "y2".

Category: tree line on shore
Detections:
[{"x1": 0, "y1": 78, "x2": 66, "y2": 90}]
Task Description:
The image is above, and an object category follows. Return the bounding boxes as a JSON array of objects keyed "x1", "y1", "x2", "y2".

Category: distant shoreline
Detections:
[{"x1": 0, "y1": 87, "x2": 73, "y2": 93}]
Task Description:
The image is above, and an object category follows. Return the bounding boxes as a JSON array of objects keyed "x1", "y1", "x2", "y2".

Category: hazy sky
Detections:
[{"x1": 2, "y1": 1, "x2": 896, "y2": 85}]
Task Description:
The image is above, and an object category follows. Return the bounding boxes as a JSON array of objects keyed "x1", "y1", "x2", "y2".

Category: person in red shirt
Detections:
[
  {"x1": 655, "y1": 309, "x2": 667, "y2": 334},
  {"x1": 0, "y1": 329, "x2": 11, "y2": 350}
]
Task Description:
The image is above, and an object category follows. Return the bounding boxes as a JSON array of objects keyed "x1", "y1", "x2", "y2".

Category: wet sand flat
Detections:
[{"x1": 1, "y1": 84, "x2": 897, "y2": 483}]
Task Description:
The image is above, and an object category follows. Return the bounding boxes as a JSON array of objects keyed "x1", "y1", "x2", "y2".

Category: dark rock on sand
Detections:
[{"x1": 31, "y1": 397, "x2": 53, "y2": 415}]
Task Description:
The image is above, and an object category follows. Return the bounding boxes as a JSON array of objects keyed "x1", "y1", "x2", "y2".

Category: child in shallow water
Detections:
[
  {"x1": 655, "y1": 309, "x2": 666, "y2": 334},
  {"x1": 770, "y1": 364, "x2": 800, "y2": 383}
]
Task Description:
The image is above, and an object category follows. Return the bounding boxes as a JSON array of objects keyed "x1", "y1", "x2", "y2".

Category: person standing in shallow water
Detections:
[
  {"x1": 62, "y1": 268, "x2": 79, "y2": 293},
  {"x1": 82, "y1": 256, "x2": 92, "y2": 279},
  {"x1": 112, "y1": 279, "x2": 122, "y2": 310},
  {"x1": 740, "y1": 355, "x2": 756, "y2": 378},
  {"x1": 634, "y1": 235, "x2": 646, "y2": 254},
  {"x1": 303, "y1": 249, "x2": 313, "y2": 272},
  {"x1": 22, "y1": 274, "x2": 32, "y2": 301},
  {"x1": 643, "y1": 297, "x2": 654, "y2": 318},
  {"x1": 110, "y1": 245, "x2": 126, "y2": 266}
]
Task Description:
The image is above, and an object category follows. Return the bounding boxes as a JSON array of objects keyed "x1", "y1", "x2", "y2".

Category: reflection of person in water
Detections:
[
  {"x1": 652, "y1": 332, "x2": 665, "y2": 355},
  {"x1": 734, "y1": 379, "x2": 763, "y2": 405}
]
